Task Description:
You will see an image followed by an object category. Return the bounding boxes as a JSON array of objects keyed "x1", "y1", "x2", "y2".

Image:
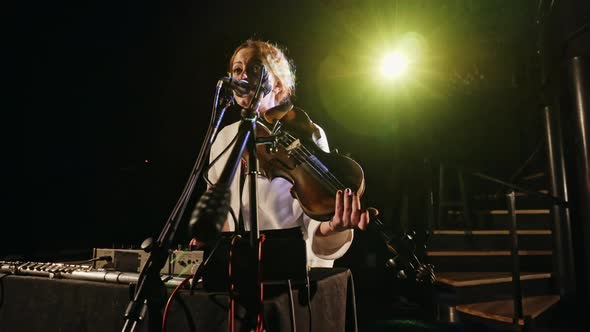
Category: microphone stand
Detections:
[
  {"x1": 120, "y1": 80, "x2": 231, "y2": 332},
  {"x1": 189, "y1": 70, "x2": 268, "y2": 330}
]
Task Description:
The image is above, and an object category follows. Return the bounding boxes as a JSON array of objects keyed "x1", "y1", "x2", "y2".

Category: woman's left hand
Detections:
[{"x1": 318, "y1": 188, "x2": 377, "y2": 236}]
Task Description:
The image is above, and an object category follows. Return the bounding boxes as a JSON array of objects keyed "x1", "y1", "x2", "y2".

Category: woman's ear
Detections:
[
  {"x1": 274, "y1": 81, "x2": 283, "y2": 94},
  {"x1": 273, "y1": 81, "x2": 283, "y2": 102}
]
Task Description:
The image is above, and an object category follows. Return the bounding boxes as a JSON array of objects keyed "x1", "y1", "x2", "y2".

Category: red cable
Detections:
[
  {"x1": 162, "y1": 275, "x2": 192, "y2": 332},
  {"x1": 256, "y1": 233, "x2": 266, "y2": 332}
]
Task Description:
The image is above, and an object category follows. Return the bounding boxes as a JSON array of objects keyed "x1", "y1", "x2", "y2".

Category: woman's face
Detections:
[{"x1": 230, "y1": 47, "x2": 277, "y2": 112}]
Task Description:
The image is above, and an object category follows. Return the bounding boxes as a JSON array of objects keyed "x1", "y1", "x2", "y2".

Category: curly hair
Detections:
[{"x1": 228, "y1": 39, "x2": 296, "y2": 104}]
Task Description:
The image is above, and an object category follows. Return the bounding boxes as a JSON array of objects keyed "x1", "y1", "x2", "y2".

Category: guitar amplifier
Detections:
[{"x1": 92, "y1": 248, "x2": 203, "y2": 276}]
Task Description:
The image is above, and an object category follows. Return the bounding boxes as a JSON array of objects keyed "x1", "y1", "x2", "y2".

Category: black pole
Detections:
[
  {"x1": 554, "y1": 102, "x2": 577, "y2": 300},
  {"x1": 437, "y1": 164, "x2": 444, "y2": 229},
  {"x1": 507, "y1": 191, "x2": 524, "y2": 326},
  {"x1": 543, "y1": 106, "x2": 569, "y2": 299},
  {"x1": 246, "y1": 116, "x2": 260, "y2": 246},
  {"x1": 424, "y1": 159, "x2": 435, "y2": 230},
  {"x1": 565, "y1": 56, "x2": 590, "y2": 306}
]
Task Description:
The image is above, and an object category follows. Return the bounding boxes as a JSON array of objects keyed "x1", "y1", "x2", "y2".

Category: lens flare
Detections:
[{"x1": 380, "y1": 51, "x2": 409, "y2": 79}]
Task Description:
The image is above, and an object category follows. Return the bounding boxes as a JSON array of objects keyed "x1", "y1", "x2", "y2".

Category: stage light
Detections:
[{"x1": 380, "y1": 51, "x2": 409, "y2": 80}]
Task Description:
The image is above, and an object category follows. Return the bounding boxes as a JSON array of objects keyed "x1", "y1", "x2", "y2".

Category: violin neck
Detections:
[
  {"x1": 367, "y1": 215, "x2": 421, "y2": 270},
  {"x1": 367, "y1": 216, "x2": 394, "y2": 247}
]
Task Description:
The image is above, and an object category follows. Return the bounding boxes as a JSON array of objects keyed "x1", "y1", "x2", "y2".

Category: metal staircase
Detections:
[{"x1": 430, "y1": 166, "x2": 564, "y2": 331}]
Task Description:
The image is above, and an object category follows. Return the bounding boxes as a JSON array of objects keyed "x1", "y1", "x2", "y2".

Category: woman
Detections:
[{"x1": 207, "y1": 39, "x2": 372, "y2": 267}]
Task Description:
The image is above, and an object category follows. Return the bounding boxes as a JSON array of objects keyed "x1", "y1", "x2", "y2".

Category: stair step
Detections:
[
  {"x1": 472, "y1": 190, "x2": 550, "y2": 200},
  {"x1": 433, "y1": 230, "x2": 551, "y2": 235},
  {"x1": 442, "y1": 209, "x2": 551, "y2": 229},
  {"x1": 487, "y1": 209, "x2": 549, "y2": 215},
  {"x1": 447, "y1": 209, "x2": 550, "y2": 214},
  {"x1": 434, "y1": 272, "x2": 554, "y2": 304},
  {"x1": 472, "y1": 193, "x2": 554, "y2": 209},
  {"x1": 455, "y1": 295, "x2": 560, "y2": 326},
  {"x1": 425, "y1": 251, "x2": 552, "y2": 272},
  {"x1": 436, "y1": 272, "x2": 551, "y2": 287},
  {"x1": 429, "y1": 230, "x2": 552, "y2": 251},
  {"x1": 427, "y1": 250, "x2": 552, "y2": 256}
]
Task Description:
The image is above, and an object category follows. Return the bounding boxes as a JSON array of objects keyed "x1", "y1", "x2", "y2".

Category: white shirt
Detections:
[{"x1": 207, "y1": 120, "x2": 354, "y2": 267}]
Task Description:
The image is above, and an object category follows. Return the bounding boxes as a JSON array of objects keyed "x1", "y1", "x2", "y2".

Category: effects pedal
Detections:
[{"x1": 93, "y1": 248, "x2": 203, "y2": 276}]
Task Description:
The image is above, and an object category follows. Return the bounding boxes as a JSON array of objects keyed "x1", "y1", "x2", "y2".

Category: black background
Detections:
[{"x1": 8, "y1": 0, "x2": 586, "y2": 262}]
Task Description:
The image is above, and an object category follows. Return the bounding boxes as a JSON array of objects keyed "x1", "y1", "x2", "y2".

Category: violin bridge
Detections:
[{"x1": 285, "y1": 138, "x2": 301, "y2": 153}]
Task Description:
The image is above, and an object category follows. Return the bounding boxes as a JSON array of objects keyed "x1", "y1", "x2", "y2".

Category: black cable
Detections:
[
  {"x1": 203, "y1": 131, "x2": 240, "y2": 187},
  {"x1": 202, "y1": 131, "x2": 241, "y2": 228},
  {"x1": 162, "y1": 275, "x2": 198, "y2": 332},
  {"x1": 168, "y1": 296, "x2": 197, "y2": 332},
  {"x1": 162, "y1": 276, "x2": 192, "y2": 332},
  {"x1": 189, "y1": 236, "x2": 224, "y2": 293},
  {"x1": 58, "y1": 256, "x2": 112, "y2": 265}
]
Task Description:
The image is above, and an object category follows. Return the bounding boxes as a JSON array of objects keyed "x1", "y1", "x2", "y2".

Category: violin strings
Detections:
[
  {"x1": 282, "y1": 133, "x2": 347, "y2": 191},
  {"x1": 291, "y1": 148, "x2": 341, "y2": 193},
  {"x1": 276, "y1": 134, "x2": 338, "y2": 192},
  {"x1": 279, "y1": 138, "x2": 339, "y2": 193},
  {"x1": 280, "y1": 132, "x2": 347, "y2": 193}
]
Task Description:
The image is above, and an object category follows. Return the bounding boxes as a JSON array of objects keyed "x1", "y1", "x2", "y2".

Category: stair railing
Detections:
[
  {"x1": 435, "y1": 162, "x2": 567, "y2": 328},
  {"x1": 506, "y1": 190, "x2": 524, "y2": 326}
]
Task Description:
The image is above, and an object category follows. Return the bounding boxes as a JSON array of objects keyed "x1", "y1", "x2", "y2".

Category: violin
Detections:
[{"x1": 254, "y1": 103, "x2": 436, "y2": 283}]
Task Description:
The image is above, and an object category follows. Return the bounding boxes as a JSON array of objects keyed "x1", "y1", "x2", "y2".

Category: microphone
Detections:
[
  {"x1": 188, "y1": 185, "x2": 231, "y2": 243},
  {"x1": 221, "y1": 77, "x2": 252, "y2": 96},
  {"x1": 221, "y1": 62, "x2": 272, "y2": 97}
]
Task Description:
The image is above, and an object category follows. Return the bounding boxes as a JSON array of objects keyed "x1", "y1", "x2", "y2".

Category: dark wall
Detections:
[{"x1": 8, "y1": 0, "x2": 557, "y2": 259}]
